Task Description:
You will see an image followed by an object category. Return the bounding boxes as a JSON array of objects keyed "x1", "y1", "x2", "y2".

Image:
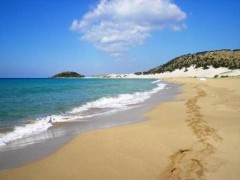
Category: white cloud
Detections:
[{"x1": 71, "y1": 0, "x2": 186, "y2": 55}]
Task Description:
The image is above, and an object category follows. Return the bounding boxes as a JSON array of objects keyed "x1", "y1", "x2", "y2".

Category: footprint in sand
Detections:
[{"x1": 161, "y1": 85, "x2": 223, "y2": 180}]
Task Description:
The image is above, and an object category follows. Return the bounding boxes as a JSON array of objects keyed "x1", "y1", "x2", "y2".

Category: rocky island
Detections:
[{"x1": 52, "y1": 71, "x2": 85, "y2": 78}]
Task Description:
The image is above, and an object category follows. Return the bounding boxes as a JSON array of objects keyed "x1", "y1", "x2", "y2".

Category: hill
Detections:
[
  {"x1": 52, "y1": 71, "x2": 85, "y2": 78},
  {"x1": 136, "y1": 49, "x2": 240, "y2": 75}
]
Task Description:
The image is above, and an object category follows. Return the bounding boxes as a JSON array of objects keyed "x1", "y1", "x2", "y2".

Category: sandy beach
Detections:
[{"x1": 0, "y1": 78, "x2": 239, "y2": 180}]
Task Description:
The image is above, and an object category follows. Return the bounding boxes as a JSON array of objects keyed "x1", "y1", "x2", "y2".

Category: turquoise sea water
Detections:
[{"x1": 0, "y1": 78, "x2": 165, "y2": 145}]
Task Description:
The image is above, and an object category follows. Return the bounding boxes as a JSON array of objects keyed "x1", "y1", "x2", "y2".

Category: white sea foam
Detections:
[
  {"x1": 152, "y1": 79, "x2": 161, "y2": 84},
  {"x1": 0, "y1": 80, "x2": 166, "y2": 146},
  {"x1": 69, "y1": 81, "x2": 166, "y2": 114},
  {"x1": 0, "y1": 118, "x2": 52, "y2": 146}
]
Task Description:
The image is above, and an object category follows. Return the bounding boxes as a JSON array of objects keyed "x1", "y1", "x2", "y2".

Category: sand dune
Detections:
[{"x1": 101, "y1": 66, "x2": 240, "y2": 79}]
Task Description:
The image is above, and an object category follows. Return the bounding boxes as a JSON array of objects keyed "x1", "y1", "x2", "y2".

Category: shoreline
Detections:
[
  {"x1": 0, "y1": 78, "x2": 165, "y2": 147},
  {"x1": 0, "y1": 81, "x2": 180, "y2": 171},
  {"x1": 0, "y1": 78, "x2": 239, "y2": 179}
]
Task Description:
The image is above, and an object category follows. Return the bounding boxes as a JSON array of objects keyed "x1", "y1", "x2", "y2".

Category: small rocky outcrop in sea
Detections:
[{"x1": 52, "y1": 71, "x2": 85, "y2": 78}]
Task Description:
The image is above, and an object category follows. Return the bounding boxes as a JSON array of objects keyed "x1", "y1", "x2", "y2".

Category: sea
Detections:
[{"x1": 0, "y1": 78, "x2": 166, "y2": 146}]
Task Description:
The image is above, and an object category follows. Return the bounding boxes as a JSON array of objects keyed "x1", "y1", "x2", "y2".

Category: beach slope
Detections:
[{"x1": 0, "y1": 78, "x2": 239, "y2": 180}]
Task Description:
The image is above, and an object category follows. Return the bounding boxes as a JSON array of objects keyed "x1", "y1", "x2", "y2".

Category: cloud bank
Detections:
[{"x1": 71, "y1": 0, "x2": 186, "y2": 56}]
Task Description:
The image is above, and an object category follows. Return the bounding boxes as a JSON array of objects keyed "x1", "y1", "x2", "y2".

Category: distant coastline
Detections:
[{"x1": 94, "y1": 49, "x2": 240, "y2": 79}]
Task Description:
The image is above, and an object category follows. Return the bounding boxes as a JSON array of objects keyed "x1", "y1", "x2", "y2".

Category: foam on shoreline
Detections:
[{"x1": 0, "y1": 79, "x2": 166, "y2": 146}]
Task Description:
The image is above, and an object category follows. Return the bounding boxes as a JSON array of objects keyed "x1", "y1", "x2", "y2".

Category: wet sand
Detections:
[{"x1": 0, "y1": 78, "x2": 239, "y2": 180}]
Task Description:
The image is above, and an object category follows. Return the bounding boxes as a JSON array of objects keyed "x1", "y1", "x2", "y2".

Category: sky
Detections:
[{"x1": 0, "y1": 0, "x2": 240, "y2": 78}]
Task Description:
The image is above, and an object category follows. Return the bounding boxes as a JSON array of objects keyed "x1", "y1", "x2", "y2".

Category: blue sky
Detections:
[{"x1": 0, "y1": 0, "x2": 239, "y2": 78}]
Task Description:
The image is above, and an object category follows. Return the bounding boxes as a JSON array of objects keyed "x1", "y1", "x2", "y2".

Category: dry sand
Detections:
[{"x1": 0, "y1": 78, "x2": 239, "y2": 180}]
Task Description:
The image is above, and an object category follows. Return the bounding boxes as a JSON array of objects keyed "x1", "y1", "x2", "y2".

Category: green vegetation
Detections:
[
  {"x1": 141, "y1": 49, "x2": 240, "y2": 74},
  {"x1": 134, "y1": 72, "x2": 143, "y2": 75},
  {"x1": 52, "y1": 71, "x2": 85, "y2": 78}
]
